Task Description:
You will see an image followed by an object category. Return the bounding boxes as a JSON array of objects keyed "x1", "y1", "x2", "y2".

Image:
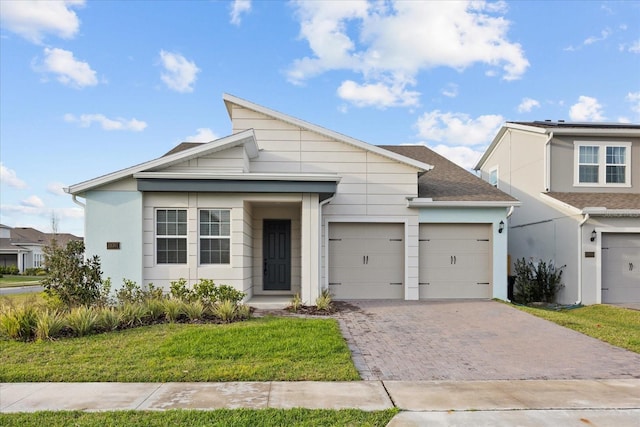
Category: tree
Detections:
[{"x1": 41, "y1": 240, "x2": 103, "y2": 308}]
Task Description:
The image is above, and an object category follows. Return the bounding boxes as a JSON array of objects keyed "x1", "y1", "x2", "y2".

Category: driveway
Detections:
[{"x1": 336, "y1": 300, "x2": 640, "y2": 381}]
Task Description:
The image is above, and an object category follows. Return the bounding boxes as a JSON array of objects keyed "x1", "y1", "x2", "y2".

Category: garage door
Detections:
[
  {"x1": 602, "y1": 233, "x2": 640, "y2": 303},
  {"x1": 419, "y1": 224, "x2": 492, "y2": 299},
  {"x1": 328, "y1": 223, "x2": 404, "y2": 299}
]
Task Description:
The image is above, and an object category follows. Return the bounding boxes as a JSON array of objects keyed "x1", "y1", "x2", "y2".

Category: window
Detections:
[
  {"x1": 489, "y1": 167, "x2": 499, "y2": 188},
  {"x1": 34, "y1": 253, "x2": 43, "y2": 268},
  {"x1": 574, "y1": 142, "x2": 631, "y2": 186},
  {"x1": 156, "y1": 209, "x2": 187, "y2": 264},
  {"x1": 199, "y1": 209, "x2": 230, "y2": 264}
]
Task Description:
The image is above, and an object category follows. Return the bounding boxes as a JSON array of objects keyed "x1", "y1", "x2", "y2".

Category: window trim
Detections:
[
  {"x1": 198, "y1": 208, "x2": 232, "y2": 266},
  {"x1": 488, "y1": 166, "x2": 499, "y2": 188},
  {"x1": 155, "y1": 208, "x2": 188, "y2": 265},
  {"x1": 573, "y1": 141, "x2": 631, "y2": 188}
]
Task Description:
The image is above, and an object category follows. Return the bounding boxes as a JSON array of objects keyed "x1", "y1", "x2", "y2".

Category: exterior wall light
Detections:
[
  {"x1": 498, "y1": 220, "x2": 505, "y2": 234},
  {"x1": 590, "y1": 230, "x2": 597, "y2": 242}
]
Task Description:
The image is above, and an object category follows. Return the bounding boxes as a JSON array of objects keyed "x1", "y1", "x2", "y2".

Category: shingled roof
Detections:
[
  {"x1": 9, "y1": 227, "x2": 82, "y2": 247},
  {"x1": 546, "y1": 192, "x2": 640, "y2": 211},
  {"x1": 380, "y1": 145, "x2": 518, "y2": 203}
]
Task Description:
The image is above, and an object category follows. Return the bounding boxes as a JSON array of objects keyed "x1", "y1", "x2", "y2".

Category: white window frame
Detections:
[
  {"x1": 573, "y1": 141, "x2": 631, "y2": 187},
  {"x1": 488, "y1": 166, "x2": 499, "y2": 188},
  {"x1": 198, "y1": 209, "x2": 231, "y2": 265},
  {"x1": 155, "y1": 208, "x2": 188, "y2": 265}
]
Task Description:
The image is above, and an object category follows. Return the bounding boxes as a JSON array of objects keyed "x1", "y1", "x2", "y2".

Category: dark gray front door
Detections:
[{"x1": 263, "y1": 220, "x2": 291, "y2": 291}]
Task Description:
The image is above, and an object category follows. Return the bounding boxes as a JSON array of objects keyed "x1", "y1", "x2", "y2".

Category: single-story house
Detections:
[{"x1": 66, "y1": 94, "x2": 519, "y2": 303}]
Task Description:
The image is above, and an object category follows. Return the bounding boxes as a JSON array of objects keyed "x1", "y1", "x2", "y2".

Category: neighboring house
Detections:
[
  {"x1": 0, "y1": 224, "x2": 82, "y2": 272},
  {"x1": 475, "y1": 121, "x2": 640, "y2": 305},
  {"x1": 66, "y1": 94, "x2": 518, "y2": 303}
]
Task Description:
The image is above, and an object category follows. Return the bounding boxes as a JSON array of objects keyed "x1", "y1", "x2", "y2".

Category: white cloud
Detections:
[
  {"x1": 416, "y1": 110, "x2": 504, "y2": 146},
  {"x1": 441, "y1": 83, "x2": 459, "y2": 98},
  {"x1": 426, "y1": 144, "x2": 485, "y2": 170},
  {"x1": 629, "y1": 40, "x2": 640, "y2": 53},
  {"x1": 569, "y1": 96, "x2": 605, "y2": 121},
  {"x1": 47, "y1": 182, "x2": 66, "y2": 196},
  {"x1": 64, "y1": 113, "x2": 147, "y2": 131},
  {"x1": 517, "y1": 97, "x2": 541, "y2": 113},
  {"x1": 0, "y1": 0, "x2": 84, "y2": 44},
  {"x1": 230, "y1": 0, "x2": 251, "y2": 26},
  {"x1": 626, "y1": 91, "x2": 640, "y2": 121},
  {"x1": 21, "y1": 195, "x2": 44, "y2": 208},
  {"x1": 584, "y1": 29, "x2": 611, "y2": 45},
  {"x1": 35, "y1": 47, "x2": 98, "y2": 88},
  {"x1": 159, "y1": 50, "x2": 200, "y2": 93},
  {"x1": 288, "y1": 0, "x2": 528, "y2": 107},
  {"x1": 0, "y1": 163, "x2": 28, "y2": 189},
  {"x1": 185, "y1": 128, "x2": 218, "y2": 142},
  {"x1": 337, "y1": 80, "x2": 419, "y2": 108}
]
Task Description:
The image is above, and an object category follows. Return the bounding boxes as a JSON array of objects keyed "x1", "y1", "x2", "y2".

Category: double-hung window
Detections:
[
  {"x1": 200, "y1": 209, "x2": 231, "y2": 264},
  {"x1": 574, "y1": 142, "x2": 631, "y2": 187},
  {"x1": 488, "y1": 167, "x2": 499, "y2": 188},
  {"x1": 156, "y1": 209, "x2": 187, "y2": 264}
]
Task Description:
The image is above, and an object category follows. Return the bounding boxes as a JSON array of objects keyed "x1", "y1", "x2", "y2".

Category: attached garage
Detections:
[
  {"x1": 602, "y1": 233, "x2": 640, "y2": 303},
  {"x1": 419, "y1": 223, "x2": 492, "y2": 299},
  {"x1": 328, "y1": 223, "x2": 404, "y2": 299}
]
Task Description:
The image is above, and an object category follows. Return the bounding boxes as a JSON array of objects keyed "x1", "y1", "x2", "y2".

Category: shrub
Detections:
[
  {"x1": 235, "y1": 303, "x2": 251, "y2": 320},
  {"x1": 0, "y1": 305, "x2": 37, "y2": 341},
  {"x1": 0, "y1": 265, "x2": 20, "y2": 275},
  {"x1": 214, "y1": 284, "x2": 245, "y2": 305},
  {"x1": 118, "y1": 303, "x2": 147, "y2": 328},
  {"x1": 41, "y1": 240, "x2": 104, "y2": 308},
  {"x1": 193, "y1": 279, "x2": 217, "y2": 306},
  {"x1": 96, "y1": 307, "x2": 120, "y2": 332},
  {"x1": 211, "y1": 299, "x2": 237, "y2": 322},
  {"x1": 315, "y1": 289, "x2": 333, "y2": 311},
  {"x1": 115, "y1": 279, "x2": 143, "y2": 305},
  {"x1": 35, "y1": 310, "x2": 67, "y2": 341},
  {"x1": 66, "y1": 306, "x2": 98, "y2": 337},
  {"x1": 183, "y1": 301, "x2": 205, "y2": 321},
  {"x1": 513, "y1": 258, "x2": 565, "y2": 305},
  {"x1": 163, "y1": 299, "x2": 185, "y2": 323},
  {"x1": 169, "y1": 278, "x2": 193, "y2": 303},
  {"x1": 289, "y1": 293, "x2": 303, "y2": 312},
  {"x1": 144, "y1": 299, "x2": 166, "y2": 322},
  {"x1": 24, "y1": 267, "x2": 46, "y2": 276}
]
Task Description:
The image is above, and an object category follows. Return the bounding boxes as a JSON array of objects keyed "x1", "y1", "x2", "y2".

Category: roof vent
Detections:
[
  {"x1": 558, "y1": 120, "x2": 565, "y2": 123},
  {"x1": 545, "y1": 119, "x2": 552, "y2": 122}
]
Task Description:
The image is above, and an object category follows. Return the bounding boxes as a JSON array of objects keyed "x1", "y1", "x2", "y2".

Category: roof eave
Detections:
[
  {"x1": 582, "y1": 208, "x2": 640, "y2": 216},
  {"x1": 408, "y1": 199, "x2": 521, "y2": 208}
]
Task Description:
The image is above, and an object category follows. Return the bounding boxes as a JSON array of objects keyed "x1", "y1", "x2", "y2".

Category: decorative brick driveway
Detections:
[{"x1": 336, "y1": 300, "x2": 640, "y2": 381}]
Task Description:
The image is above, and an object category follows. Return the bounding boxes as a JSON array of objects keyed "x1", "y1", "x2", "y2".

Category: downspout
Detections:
[
  {"x1": 576, "y1": 213, "x2": 590, "y2": 305},
  {"x1": 318, "y1": 195, "x2": 335, "y2": 294},
  {"x1": 544, "y1": 132, "x2": 553, "y2": 192},
  {"x1": 71, "y1": 194, "x2": 85, "y2": 208}
]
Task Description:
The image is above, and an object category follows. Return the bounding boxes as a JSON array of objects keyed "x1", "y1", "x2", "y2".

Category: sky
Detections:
[{"x1": 1, "y1": 0, "x2": 639, "y2": 237}]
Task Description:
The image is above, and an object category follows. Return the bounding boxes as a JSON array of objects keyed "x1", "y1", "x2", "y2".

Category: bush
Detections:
[
  {"x1": 96, "y1": 307, "x2": 120, "y2": 332},
  {"x1": 24, "y1": 267, "x2": 46, "y2": 276},
  {"x1": 289, "y1": 293, "x2": 303, "y2": 312},
  {"x1": 513, "y1": 258, "x2": 565, "y2": 305},
  {"x1": 41, "y1": 240, "x2": 105, "y2": 308},
  {"x1": 67, "y1": 306, "x2": 99, "y2": 337},
  {"x1": 315, "y1": 289, "x2": 333, "y2": 311},
  {"x1": 0, "y1": 265, "x2": 19, "y2": 275},
  {"x1": 163, "y1": 299, "x2": 185, "y2": 323},
  {"x1": 211, "y1": 299, "x2": 237, "y2": 322},
  {"x1": 35, "y1": 310, "x2": 67, "y2": 341},
  {"x1": 169, "y1": 278, "x2": 193, "y2": 303},
  {"x1": 0, "y1": 304, "x2": 37, "y2": 341},
  {"x1": 118, "y1": 303, "x2": 147, "y2": 328},
  {"x1": 214, "y1": 284, "x2": 245, "y2": 305},
  {"x1": 183, "y1": 301, "x2": 205, "y2": 321}
]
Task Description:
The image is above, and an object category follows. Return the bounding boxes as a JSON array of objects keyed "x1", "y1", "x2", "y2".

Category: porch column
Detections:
[{"x1": 300, "y1": 193, "x2": 320, "y2": 304}]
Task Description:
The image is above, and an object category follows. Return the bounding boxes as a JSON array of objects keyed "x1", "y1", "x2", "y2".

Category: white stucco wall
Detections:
[{"x1": 85, "y1": 190, "x2": 143, "y2": 288}]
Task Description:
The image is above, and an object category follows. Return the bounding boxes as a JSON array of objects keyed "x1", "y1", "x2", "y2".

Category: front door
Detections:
[{"x1": 263, "y1": 220, "x2": 291, "y2": 291}]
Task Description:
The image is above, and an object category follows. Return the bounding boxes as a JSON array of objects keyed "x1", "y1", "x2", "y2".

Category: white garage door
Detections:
[
  {"x1": 328, "y1": 223, "x2": 404, "y2": 299},
  {"x1": 419, "y1": 224, "x2": 492, "y2": 299},
  {"x1": 602, "y1": 233, "x2": 640, "y2": 303}
]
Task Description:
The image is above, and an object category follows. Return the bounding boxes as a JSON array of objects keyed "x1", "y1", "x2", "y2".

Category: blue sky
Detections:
[{"x1": 1, "y1": 0, "x2": 639, "y2": 237}]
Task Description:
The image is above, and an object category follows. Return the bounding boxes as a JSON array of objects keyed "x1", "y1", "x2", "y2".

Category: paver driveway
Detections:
[{"x1": 336, "y1": 300, "x2": 640, "y2": 381}]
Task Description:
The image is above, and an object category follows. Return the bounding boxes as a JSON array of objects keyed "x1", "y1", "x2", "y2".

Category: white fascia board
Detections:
[
  {"x1": 551, "y1": 128, "x2": 640, "y2": 137},
  {"x1": 133, "y1": 172, "x2": 341, "y2": 182},
  {"x1": 407, "y1": 199, "x2": 521, "y2": 208},
  {"x1": 582, "y1": 207, "x2": 640, "y2": 216},
  {"x1": 223, "y1": 93, "x2": 433, "y2": 172},
  {"x1": 65, "y1": 129, "x2": 258, "y2": 194},
  {"x1": 539, "y1": 193, "x2": 583, "y2": 215}
]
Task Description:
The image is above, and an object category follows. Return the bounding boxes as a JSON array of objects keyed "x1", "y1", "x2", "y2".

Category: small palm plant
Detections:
[{"x1": 315, "y1": 289, "x2": 333, "y2": 312}]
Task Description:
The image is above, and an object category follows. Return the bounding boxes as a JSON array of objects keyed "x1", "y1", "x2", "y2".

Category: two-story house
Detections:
[
  {"x1": 475, "y1": 121, "x2": 640, "y2": 305},
  {"x1": 66, "y1": 94, "x2": 518, "y2": 305}
]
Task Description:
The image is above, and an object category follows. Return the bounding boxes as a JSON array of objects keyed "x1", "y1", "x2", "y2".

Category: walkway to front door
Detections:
[{"x1": 336, "y1": 300, "x2": 640, "y2": 381}]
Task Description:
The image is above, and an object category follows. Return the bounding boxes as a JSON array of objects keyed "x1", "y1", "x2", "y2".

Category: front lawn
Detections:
[
  {"x1": 515, "y1": 304, "x2": 640, "y2": 353},
  {"x1": 0, "y1": 317, "x2": 360, "y2": 382},
  {"x1": 0, "y1": 409, "x2": 399, "y2": 427},
  {"x1": 0, "y1": 275, "x2": 41, "y2": 288}
]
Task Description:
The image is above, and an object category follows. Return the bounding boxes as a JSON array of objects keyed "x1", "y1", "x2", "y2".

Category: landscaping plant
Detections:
[{"x1": 513, "y1": 257, "x2": 565, "y2": 305}]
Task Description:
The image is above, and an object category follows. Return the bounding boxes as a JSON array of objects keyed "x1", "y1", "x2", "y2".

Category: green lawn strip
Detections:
[
  {"x1": 0, "y1": 409, "x2": 399, "y2": 427},
  {"x1": 0, "y1": 317, "x2": 360, "y2": 382},
  {"x1": 514, "y1": 304, "x2": 640, "y2": 353},
  {"x1": 0, "y1": 276, "x2": 42, "y2": 288}
]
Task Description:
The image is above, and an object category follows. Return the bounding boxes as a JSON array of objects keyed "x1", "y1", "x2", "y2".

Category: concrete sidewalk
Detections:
[{"x1": 2, "y1": 379, "x2": 639, "y2": 425}]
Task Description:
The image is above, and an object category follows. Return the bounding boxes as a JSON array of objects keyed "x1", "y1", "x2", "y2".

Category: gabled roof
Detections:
[
  {"x1": 545, "y1": 192, "x2": 640, "y2": 213},
  {"x1": 223, "y1": 93, "x2": 433, "y2": 172},
  {"x1": 66, "y1": 129, "x2": 258, "y2": 195},
  {"x1": 381, "y1": 145, "x2": 519, "y2": 205},
  {"x1": 475, "y1": 121, "x2": 640, "y2": 170},
  {"x1": 7, "y1": 227, "x2": 82, "y2": 248}
]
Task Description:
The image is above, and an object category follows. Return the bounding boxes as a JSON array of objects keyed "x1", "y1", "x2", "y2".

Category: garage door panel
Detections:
[
  {"x1": 419, "y1": 224, "x2": 492, "y2": 299},
  {"x1": 602, "y1": 233, "x2": 640, "y2": 304},
  {"x1": 328, "y1": 223, "x2": 404, "y2": 300}
]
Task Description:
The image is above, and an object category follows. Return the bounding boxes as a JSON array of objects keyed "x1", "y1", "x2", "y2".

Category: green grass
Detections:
[
  {"x1": 515, "y1": 304, "x2": 640, "y2": 353},
  {"x1": 0, "y1": 275, "x2": 42, "y2": 288},
  {"x1": 0, "y1": 409, "x2": 399, "y2": 427},
  {"x1": 0, "y1": 292, "x2": 47, "y2": 307},
  {"x1": 0, "y1": 316, "x2": 360, "y2": 382}
]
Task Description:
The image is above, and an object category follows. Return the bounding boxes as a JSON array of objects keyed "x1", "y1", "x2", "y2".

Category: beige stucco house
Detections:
[
  {"x1": 475, "y1": 121, "x2": 640, "y2": 305},
  {"x1": 66, "y1": 94, "x2": 518, "y2": 304}
]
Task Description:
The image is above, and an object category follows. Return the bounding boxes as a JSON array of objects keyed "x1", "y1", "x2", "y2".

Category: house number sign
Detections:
[{"x1": 106, "y1": 242, "x2": 121, "y2": 250}]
